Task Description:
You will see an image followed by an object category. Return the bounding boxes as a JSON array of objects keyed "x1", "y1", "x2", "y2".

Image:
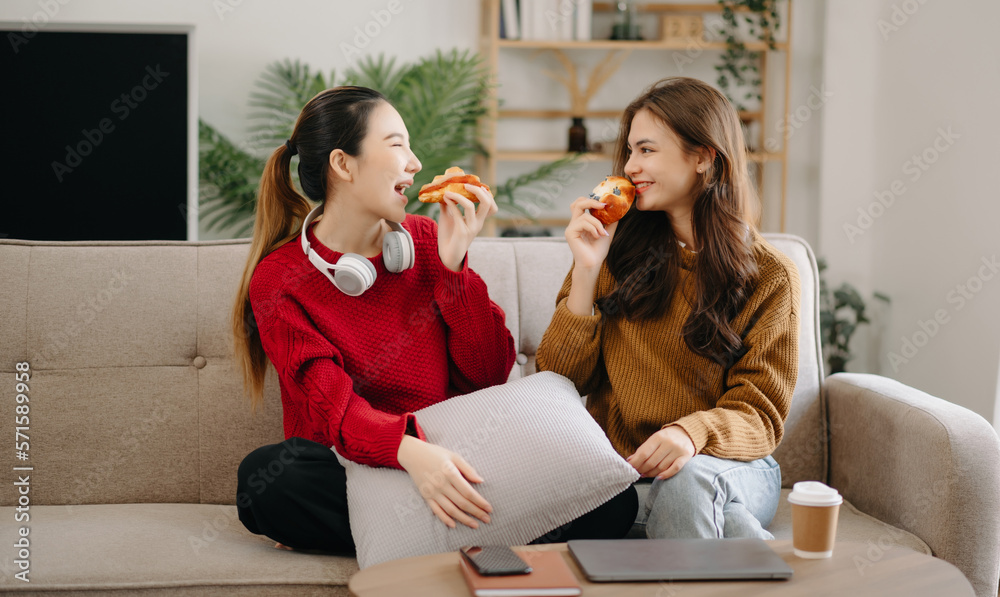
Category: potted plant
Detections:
[
  {"x1": 199, "y1": 49, "x2": 579, "y2": 237},
  {"x1": 714, "y1": 0, "x2": 782, "y2": 112},
  {"x1": 817, "y1": 257, "x2": 891, "y2": 374}
]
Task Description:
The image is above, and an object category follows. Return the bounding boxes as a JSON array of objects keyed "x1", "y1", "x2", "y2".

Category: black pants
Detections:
[
  {"x1": 527, "y1": 482, "x2": 638, "y2": 544},
  {"x1": 236, "y1": 437, "x2": 638, "y2": 551},
  {"x1": 237, "y1": 437, "x2": 355, "y2": 552}
]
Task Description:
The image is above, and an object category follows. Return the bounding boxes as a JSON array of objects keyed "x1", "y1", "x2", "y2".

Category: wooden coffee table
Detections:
[{"x1": 349, "y1": 540, "x2": 974, "y2": 596}]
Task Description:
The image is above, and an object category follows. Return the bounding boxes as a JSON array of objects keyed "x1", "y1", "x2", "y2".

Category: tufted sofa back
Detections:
[{"x1": 0, "y1": 233, "x2": 823, "y2": 506}]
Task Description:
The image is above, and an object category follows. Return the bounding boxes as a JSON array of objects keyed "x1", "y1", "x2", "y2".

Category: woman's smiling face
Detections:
[
  {"x1": 623, "y1": 108, "x2": 704, "y2": 215},
  {"x1": 349, "y1": 101, "x2": 422, "y2": 223}
]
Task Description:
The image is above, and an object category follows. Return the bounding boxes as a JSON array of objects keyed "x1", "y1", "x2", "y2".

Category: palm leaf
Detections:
[
  {"x1": 246, "y1": 59, "x2": 334, "y2": 153},
  {"x1": 342, "y1": 54, "x2": 407, "y2": 96},
  {"x1": 493, "y1": 153, "x2": 583, "y2": 218},
  {"x1": 197, "y1": 120, "x2": 263, "y2": 236},
  {"x1": 199, "y1": 52, "x2": 588, "y2": 232}
]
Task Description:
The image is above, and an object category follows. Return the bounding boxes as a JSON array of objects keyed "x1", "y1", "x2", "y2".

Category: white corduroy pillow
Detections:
[{"x1": 334, "y1": 371, "x2": 640, "y2": 568}]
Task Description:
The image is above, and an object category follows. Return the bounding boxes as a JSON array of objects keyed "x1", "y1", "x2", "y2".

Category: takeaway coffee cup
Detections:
[{"x1": 788, "y1": 481, "x2": 843, "y2": 558}]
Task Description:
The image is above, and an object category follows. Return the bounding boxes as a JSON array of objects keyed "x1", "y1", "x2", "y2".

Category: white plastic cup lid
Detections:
[{"x1": 787, "y1": 481, "x2": 843, "y2": 507}]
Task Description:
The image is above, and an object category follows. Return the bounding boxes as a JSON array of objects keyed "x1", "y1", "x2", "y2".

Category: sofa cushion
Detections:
[
  {"x1": 467, "y1": 239, "x2": 521, "y2": 378},
  {"x1": 467, "y1": 238, "x2": 574, "y2": 381},
  {"x1": 0, "y1": 493, "x2": 928, "y2": 596},
  {"x1": 0, "y1": 234, "x2": 827, "y2": 507},
  {"x1": 335, "y1": 371, "x2": 641, "y2": 568},
  {"x1": 196, "y1": 242, "x2": 288, "y2": 505},
  {"x1": 10, "y1": 366, "x2": 201, "y2": 507},
  {"x1": 0, "y1": 503, "x2": 357, "y2": 595},
  {"x1": 764, "y1": 235, "x2": 827, "y2": 488},
  {"x1": 626, "y1": 484, "x2": 931, "y2": 556}
]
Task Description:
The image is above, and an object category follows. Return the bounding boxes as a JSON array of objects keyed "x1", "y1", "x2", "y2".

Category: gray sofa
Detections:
[{"x1": 1, "y1": 233, "x2": 997, "y2": 596}]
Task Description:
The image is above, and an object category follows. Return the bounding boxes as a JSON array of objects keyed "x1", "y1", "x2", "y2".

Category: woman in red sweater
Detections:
[{"x1": 231, "y1": 86, "x2": 636, "y2": 552}]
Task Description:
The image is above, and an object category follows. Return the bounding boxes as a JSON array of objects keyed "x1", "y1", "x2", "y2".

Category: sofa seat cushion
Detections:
[
  {"x1": 0, "y1": 503, "x2": 357, "y2": 595},
  {"x1": 770, "y1": 489, "x2": 931, "y2": 554},
  {"x1": 0, "y1": 493, "x2": 933, "y2": 594},
  {"x1": 627, "y1": 485, "x2": 932, "y2": 555}
]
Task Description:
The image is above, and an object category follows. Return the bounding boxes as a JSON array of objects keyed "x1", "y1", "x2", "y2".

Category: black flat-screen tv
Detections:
[{"x1": 0, "y1": 23, "x2": 195, "y2": 240}]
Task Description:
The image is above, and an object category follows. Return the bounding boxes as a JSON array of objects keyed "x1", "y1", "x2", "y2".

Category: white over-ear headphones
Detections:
[{"x1": 300, "y1": 203, "x2": 414, "y2": 296}]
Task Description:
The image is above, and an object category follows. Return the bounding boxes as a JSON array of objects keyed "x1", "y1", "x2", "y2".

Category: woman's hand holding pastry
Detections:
[
  {"x1": 437, "y1": 181, "x2": 498, "y2": 272},
  {"x1": 626, "y1": 426, "x2": 696, "y2": 480},
  {"x1": 397, "y1": 435, "x2": 493, "y2": 529},
  {"x1": 565, "y1": 196, "x2": 618, "y2": 271}
]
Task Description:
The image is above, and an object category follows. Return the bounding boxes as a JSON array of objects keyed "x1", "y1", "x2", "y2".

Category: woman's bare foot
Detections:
[{"x1": 274, "y1": 542, "x2": 293, "y2": 550}]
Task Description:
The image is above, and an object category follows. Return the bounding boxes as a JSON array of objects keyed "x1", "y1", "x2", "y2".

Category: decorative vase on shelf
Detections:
[
  {"x1": 611, "y1": 0, "x2": 642, "y2": 40},
  {"x1": 568, "y1": 117, "x2": 588, "y2": 152}
]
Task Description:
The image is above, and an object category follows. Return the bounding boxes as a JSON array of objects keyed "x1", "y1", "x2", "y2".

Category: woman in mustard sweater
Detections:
[{"x1": 536, "y1": 77, "x2": 800, "y2": 540}]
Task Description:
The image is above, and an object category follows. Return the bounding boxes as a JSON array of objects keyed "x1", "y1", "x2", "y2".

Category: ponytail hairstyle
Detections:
[
  {"x1": 232, "y1": 86, "x2": 387, "y2": 411},
  {"x1": 595, "y1": 77, "x2": 761, "y2": 368}
]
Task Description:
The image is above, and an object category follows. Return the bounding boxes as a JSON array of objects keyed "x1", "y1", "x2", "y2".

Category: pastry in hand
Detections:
[
  {"x1": 588, "y1": 175, "x2": 635, "y2": 225},
  {"x1": 417, "y1": 166, "x2": 491, "y2": 203}
]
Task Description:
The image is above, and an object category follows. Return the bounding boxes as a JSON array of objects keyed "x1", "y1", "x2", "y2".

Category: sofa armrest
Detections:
[{"x1": 826, "y1": 372, "x2": 1000, "y2": 597}]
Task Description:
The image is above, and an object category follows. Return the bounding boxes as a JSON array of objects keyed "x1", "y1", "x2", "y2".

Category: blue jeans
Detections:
[{"x1": 635, "y1": 454, "x2": 781, "y2": 540}]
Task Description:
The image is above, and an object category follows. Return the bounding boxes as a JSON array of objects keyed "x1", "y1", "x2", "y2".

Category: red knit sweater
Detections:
[{"x1": 249, "y1": 214, "x2": 516, "y2": 469}]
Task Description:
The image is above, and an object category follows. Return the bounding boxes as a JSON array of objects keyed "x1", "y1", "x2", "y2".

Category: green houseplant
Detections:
[
  {"x1": 817, "y1": 257, "x2": 891, "y2": 374},
  {"x1": 714, "y1": 0, "x2": 782, "y2": 112},
  {"x1": 199, "y1": 50, "x2": 578, "y2": 237}
]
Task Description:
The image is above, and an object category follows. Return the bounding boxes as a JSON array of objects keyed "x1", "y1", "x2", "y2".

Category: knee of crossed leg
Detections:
[{"x1": 237, "y1": 443, "x2": 293, "y2": 499}]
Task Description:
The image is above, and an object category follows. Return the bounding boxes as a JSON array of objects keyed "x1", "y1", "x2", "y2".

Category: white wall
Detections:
[
  {"x1": 816, "y1": 0, "x2": 882, "y2": 373},
  {"x1": 818, "y1": 0, "x2": 1000, "y2": 423}
]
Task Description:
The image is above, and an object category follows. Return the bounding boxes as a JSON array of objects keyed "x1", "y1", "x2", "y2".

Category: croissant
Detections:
[
  {"x1": 417, "y1": 167, "x2": 490, "y2": 203},
  {"x1": 589, "y1": 176, "x2": 636, "y2": 225}
]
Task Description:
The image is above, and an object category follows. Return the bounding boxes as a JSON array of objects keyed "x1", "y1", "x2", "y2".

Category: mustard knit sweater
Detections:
[{"x1": 536, "y1": 231, "x2": 801, "y2": 462}]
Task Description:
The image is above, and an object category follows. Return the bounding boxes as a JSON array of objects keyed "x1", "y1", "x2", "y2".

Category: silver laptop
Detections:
[{"x1": 567, "y1": 538, "x2": 794, "y2": 582}]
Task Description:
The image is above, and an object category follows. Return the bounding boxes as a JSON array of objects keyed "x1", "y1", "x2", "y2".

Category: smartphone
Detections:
[{"x1": 459, "y1": 545, "x2": 532, "y2": 576}]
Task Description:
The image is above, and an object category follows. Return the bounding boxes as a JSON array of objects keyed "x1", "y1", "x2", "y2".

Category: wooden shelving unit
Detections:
[
  {"x1": 477, "y1": 0, "x2": 793, "y2": 235},
  {"x1": 497, "y1": 39, "x2": 788, "y2": 51}
]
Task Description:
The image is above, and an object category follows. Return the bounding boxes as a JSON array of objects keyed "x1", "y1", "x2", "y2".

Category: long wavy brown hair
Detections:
[
  {"x1": 231, "y1": 86, "x2": 387, "y2": 411},
  {"x1": 594, "y1": 77, "x2": 761, "y2": 367}
]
